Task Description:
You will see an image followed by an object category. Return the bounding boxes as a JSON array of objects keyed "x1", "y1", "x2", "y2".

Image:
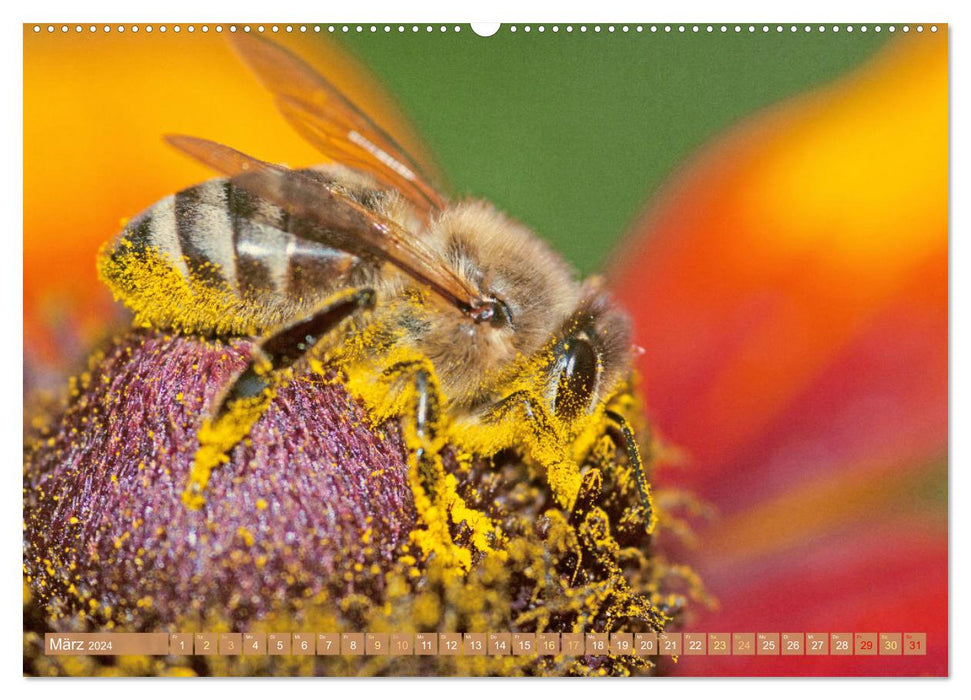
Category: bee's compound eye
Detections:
[
  {"x1": 491, "y1": 299, "x2": 513, "y2": 329},
  {"x1": 552, "y1": 336, "x2": 599, "y2": 420}
]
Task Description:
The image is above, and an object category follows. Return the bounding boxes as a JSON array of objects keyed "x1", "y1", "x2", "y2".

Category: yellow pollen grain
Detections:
[{"x1": 236, "y1": 527, "x2": 255, "y2": 547}]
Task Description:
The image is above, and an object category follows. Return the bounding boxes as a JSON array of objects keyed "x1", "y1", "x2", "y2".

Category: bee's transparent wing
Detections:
[
  {"x1": 229, "y1": 33, "x2": 447, "y2": 217},
  {"x1": 166, "y1": 134, "x2": 482, "y2": 313},
  {"x1": 275, "y1": 96, "x2": 444, "y2": 214}
]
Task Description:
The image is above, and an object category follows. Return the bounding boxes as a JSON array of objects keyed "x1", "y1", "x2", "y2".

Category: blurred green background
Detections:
[{"x1": 333, "y1": 26, "x2": 889, "y2": 274}]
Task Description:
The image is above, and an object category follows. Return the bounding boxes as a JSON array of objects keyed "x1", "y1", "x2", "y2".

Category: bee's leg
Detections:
[
  {"x1": 484, "y1": 390, "x2": 583, "y2": 511},
  {"x1": 604, "y1": 409, "x2": 656, "y2": 534},
  {"x1": 410, "y1": 369, "x2": 439, "y2": 467},
  {"x1": 486, "y1": 389, "x2": 558, "y2": 431},
  {"x1": 183, "y1": 286, "x2": 376, "y2": 509},
  {"x1": 378, "y1": 361, "x2": 505, "y2": 567},
  {"x1": 379, "y1": 360, "x2": 444, "y2": 492},
  {"x1": 380, "y1": 360, "x2": 496, "y2": 568}
]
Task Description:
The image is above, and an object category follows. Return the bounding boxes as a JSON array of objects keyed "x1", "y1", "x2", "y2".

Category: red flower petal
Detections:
[{"x1": 611, "y1": 33, "x2": 947, "y2": 676}]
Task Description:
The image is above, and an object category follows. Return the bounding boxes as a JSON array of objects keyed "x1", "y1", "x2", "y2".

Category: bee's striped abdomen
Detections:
[
  {"x1": 119, "y1": 194, "x2": 190, "y2": 279},
  {"x1": 99, "y1": 176, "x2": 362, "y2": 336},
  {"x1": 173, "y1": 181, "x2": 240, "y2": 289}
]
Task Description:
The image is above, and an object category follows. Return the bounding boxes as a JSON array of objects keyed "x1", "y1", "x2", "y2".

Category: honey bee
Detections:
[{"x1": 98, "y1": 34, "x2": 653, "y2": 536}]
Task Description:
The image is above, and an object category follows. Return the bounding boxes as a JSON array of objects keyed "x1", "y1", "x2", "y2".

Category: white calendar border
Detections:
[{"x1": 5, "y1": 0, "x2": 964, "y2": 697}]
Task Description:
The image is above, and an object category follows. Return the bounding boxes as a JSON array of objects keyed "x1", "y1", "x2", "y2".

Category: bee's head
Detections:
[{"x1": 413, "y1": 201, "x2": 582, "y2": 402}]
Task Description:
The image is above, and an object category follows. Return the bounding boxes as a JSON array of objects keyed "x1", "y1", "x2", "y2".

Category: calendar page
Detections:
[{"x1": 22, "y1": 20, "x2": 948, "y2": 678}]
